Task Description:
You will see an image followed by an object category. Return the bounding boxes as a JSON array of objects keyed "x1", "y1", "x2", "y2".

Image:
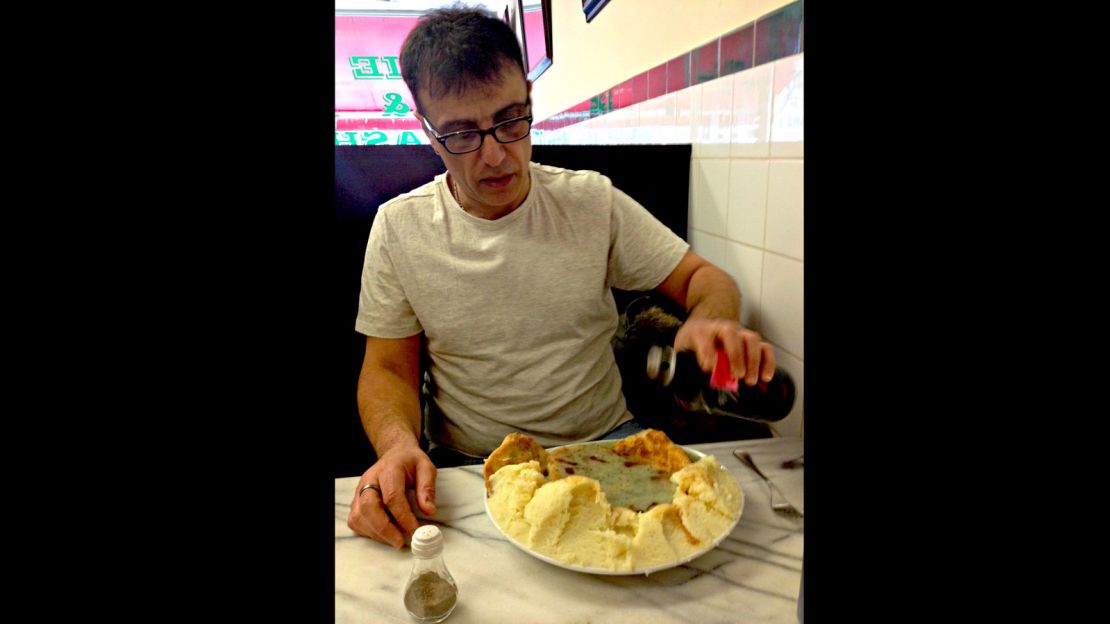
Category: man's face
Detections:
[{"x1": 414, "y1": 65, "x2": 533, "y2": 219}]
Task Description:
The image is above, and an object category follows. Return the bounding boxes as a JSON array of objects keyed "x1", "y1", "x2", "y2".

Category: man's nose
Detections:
[{"x1": 478, "y1": 133, "x2": 506, "y2": 167}]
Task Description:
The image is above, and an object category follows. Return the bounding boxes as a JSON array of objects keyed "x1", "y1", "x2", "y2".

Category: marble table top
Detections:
[{"x1": 335, "y1": 437, "x2": 803, "y2": 623}]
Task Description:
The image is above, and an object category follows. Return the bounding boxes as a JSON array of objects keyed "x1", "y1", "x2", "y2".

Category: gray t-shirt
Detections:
[{"x1": 356, "y1": 162, "x2": 689, "y2": 457}]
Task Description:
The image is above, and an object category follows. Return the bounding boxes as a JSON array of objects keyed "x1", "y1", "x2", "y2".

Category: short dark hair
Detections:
[{"x1": 400, "y1": 6, "x2": 527, "y2": 114}]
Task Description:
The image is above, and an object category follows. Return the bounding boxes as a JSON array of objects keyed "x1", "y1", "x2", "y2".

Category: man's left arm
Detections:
[{"x1": 655, "y1": 251, "x2": 776, "y2": 386}]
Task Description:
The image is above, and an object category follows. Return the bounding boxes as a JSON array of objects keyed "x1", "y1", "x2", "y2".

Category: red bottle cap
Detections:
[{"x1": 709, "y1": 349, "x2": 739, "y2": 391}]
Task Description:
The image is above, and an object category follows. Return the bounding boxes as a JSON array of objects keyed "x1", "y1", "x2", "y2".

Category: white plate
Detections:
[{"x1": 483, "y1": 440, "x2": 743, "y2": 576}]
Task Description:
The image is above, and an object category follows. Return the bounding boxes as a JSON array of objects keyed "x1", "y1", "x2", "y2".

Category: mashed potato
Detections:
[{"x1": 487, "y1": 445, "x2": 743, "y2": 573}]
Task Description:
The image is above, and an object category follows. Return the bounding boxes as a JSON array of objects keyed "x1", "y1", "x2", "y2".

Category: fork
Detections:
[
  {"x1": 733, "y1": 449, "x2": 804, "y2": 519},
  {"x1": 781, "y1": 454, "x2": 804, "y2": 469}
]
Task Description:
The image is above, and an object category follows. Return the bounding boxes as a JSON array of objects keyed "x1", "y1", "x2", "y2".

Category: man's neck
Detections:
[{"x1": 450, "y1": 169, "x2": 530, "y2": 221}]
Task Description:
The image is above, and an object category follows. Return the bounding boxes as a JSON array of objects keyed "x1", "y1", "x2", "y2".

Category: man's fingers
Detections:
[
  {"x1": 741, "y1": 334, "x2": 762, "y2": 386},
  {"x1": 379, "y1": 471, "x2": 420, "y2": 535},
  {"x1": 348, "y1": 491, "x2": 406, "y2": 548},
  {"x1": 676, "y1": 320, "x2": 777, "y2": 386},
  {"x1": 717, "y1": 330, "x2": 746, "y2": 380},
  {"x1": 760, "y1": 343, "x2": 777, "y2": 382},
  {"x1": 695, "y1": 338, "x2": 718, "y2": 372},
  {"x1": 414, "y1": 459, "x2": 438, "y2": 515},
  {"x1": 366, "y1": 502, "x2": 407, "y2": 548}
]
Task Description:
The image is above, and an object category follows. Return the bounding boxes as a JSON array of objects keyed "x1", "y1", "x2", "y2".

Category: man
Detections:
[{"x1": 347, "y1": 7, "x2": 776, "y2": 548}]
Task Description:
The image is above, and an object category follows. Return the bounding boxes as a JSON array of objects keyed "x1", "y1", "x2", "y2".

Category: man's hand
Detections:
[
  {"x1": 673, "y1": 318, "x2": 776, "y2": 387},
  {"x1": 347, "y1": 445, "x2": 437, "y2": 548},
  {"x1": 655, "y1": 252, "x2": 775, "y2": 386}
]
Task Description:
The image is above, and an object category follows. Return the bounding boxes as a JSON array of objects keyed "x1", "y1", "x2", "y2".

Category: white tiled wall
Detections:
[{"x1": 536, "y1": 53, "x2": 805, "y2": 437}]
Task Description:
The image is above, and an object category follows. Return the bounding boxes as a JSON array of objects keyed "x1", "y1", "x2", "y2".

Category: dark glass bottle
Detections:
[{"x1": 645, "y1": 345, "x2": 796, "y2": 422}]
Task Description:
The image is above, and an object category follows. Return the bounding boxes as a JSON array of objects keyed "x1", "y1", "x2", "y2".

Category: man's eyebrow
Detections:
[
  {"x1": 438, "y1": 100, "x2": 530, "y2": 132},
  {"x1": 493, "y1": 100, "x2": 530, "y2": 119}
]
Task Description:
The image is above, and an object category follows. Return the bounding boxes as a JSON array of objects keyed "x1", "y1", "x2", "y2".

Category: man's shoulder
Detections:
[
  {"x1": 531, "y1": 162, "x2": 613, "y2": 191},
  {"x1": 377, "y1": 177, "x2": 440, "y2": 220}
]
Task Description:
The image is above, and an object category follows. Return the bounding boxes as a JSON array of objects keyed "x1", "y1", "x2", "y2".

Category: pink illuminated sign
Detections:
[
  {"x1": 335, "y1": 7, "x2": 549, "y2": 144},
  {"x1": 335, "y1": 15, "x2": 420, "y2": 114}
]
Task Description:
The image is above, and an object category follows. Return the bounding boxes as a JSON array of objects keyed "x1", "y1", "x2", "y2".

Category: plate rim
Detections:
[{"x1": 483, "y1": 439, "x2": 744, "y2": 576}]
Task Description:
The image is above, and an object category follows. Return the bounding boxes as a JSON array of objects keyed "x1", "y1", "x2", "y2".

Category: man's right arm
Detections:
[
  {"x1": 347, "y1": 334, "x2": 438, "y2": 547},
  {"x1": 357, "y1": 334, "x2": 423, "y2": 454}
]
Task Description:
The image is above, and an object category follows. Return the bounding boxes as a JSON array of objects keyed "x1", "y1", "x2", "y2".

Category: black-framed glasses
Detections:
[{"x1": 421, "y1": 112, "x2": 534, "y2": 155}]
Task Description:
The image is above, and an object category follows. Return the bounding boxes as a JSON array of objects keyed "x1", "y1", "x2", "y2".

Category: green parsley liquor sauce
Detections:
[{"x1": 551, "y1": 444, "x2": 677, "y2": 512}]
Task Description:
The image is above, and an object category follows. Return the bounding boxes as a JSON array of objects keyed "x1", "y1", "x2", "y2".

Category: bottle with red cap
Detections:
[{"x1": 645, "y1": 345, "x2": 796, "y2": 422}]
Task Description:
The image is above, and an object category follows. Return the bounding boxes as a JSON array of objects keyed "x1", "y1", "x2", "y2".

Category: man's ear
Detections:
[{"x1": 412, "y1": 110, "x2": 442, "y2": 158}]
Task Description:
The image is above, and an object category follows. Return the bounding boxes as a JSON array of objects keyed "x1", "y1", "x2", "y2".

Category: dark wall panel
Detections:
[{"x1": 334, "y1": 144, "x2": 691, "y2": 477}]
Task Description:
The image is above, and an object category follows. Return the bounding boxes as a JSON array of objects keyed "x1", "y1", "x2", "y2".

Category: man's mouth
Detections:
[{"x1": 482, "y1": 174, "x2": 514, "y2": 188}]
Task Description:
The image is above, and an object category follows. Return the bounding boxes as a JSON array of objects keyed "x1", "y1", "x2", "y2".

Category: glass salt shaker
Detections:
[{"x1": 403, "y1": 525, "x2": 458, "y2": 623}]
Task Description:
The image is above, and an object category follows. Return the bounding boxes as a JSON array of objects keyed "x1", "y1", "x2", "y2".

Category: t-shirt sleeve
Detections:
[
  {"x1": 606, "y1": 186, "x2": 690, "y2": 291},
  {"x1": 354, "y1": 208, "x2": 424, "y2": 338}
]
